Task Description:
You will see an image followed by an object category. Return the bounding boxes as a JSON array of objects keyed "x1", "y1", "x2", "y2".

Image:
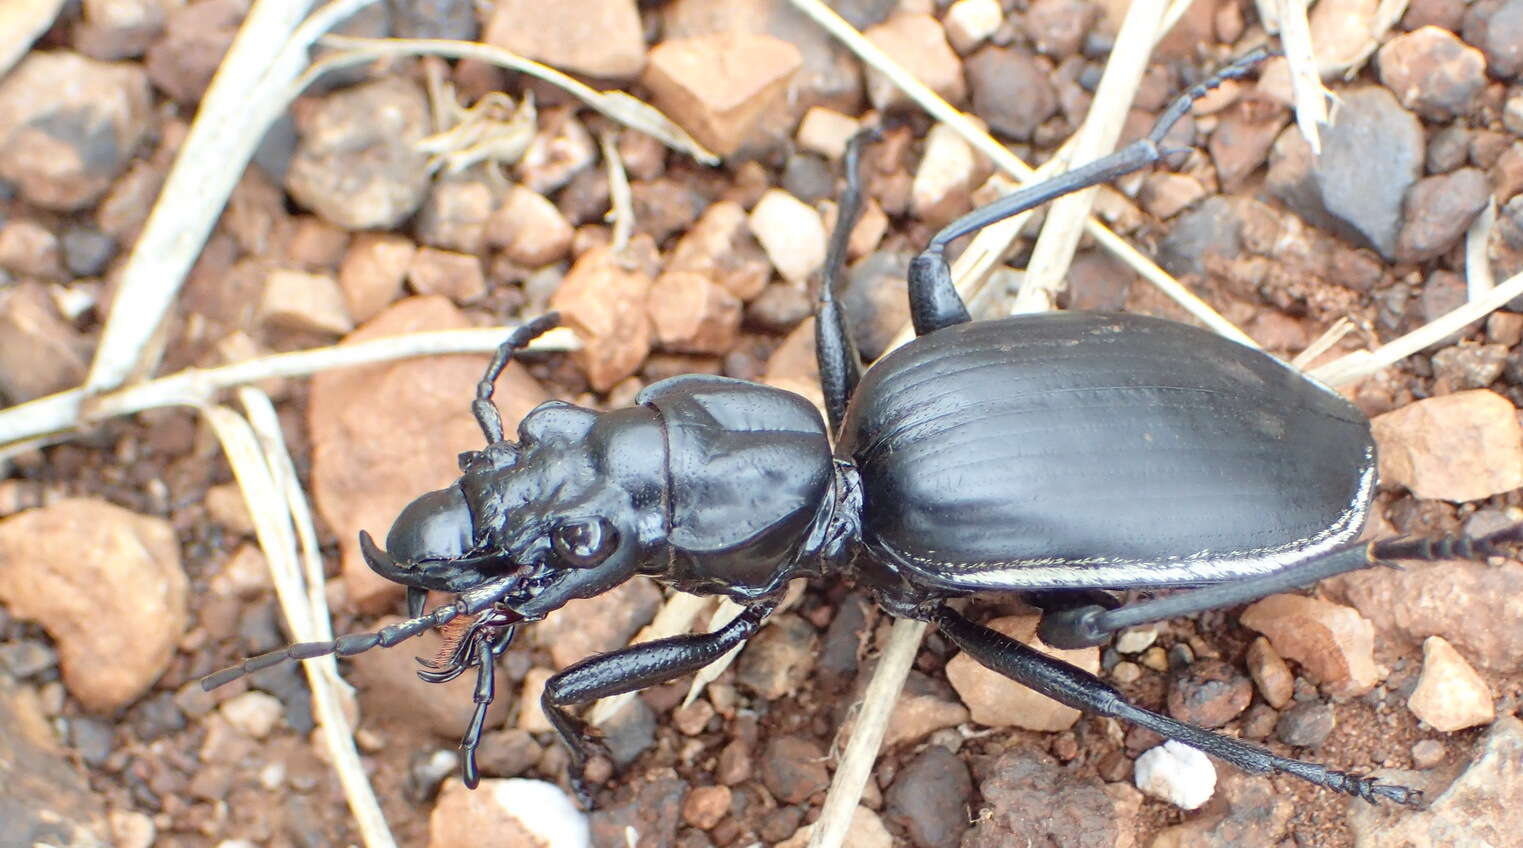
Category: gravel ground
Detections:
[{"x1": 1, "y1": 1, "x2": 1522, "y2": 847}]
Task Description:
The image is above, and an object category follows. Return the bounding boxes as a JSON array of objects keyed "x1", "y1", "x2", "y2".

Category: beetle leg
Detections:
[
  {"x1": 816, "y1": 127, "x2": 880, "y2": 433},
  {"x1": 930, "y1": 604, "x2": 1423, "y2": 807},
  {"x1": 906, "y1": 47, "x2": 1271, "y2": 336},
  {"x1": 1038, "y1": 523, "x2": 1523, "y2": 650},
  {"x1": 459, "y1": 635, "x2": 498, "y2": 789},
  {"x1": 541, "y1": 600, "x2": 778, "y2": 807}
]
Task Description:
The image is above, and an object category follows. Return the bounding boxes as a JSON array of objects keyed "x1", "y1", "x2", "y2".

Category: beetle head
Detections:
[{"x1": 362, "y1": 400, "x2": 664, "y2": 622}]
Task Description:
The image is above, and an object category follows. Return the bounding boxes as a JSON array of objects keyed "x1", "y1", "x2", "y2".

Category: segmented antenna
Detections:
[
  {"x1": 473, "y1": 312, "x2": 562, "y2": 444},
  {"x1": 201, "y1": 573, "x2": 523, "y2": 690}
]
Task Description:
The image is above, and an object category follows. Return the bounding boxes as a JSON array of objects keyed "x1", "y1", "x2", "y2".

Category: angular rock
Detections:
[
  {"x1": 944, "y1": 0, "x2": 1004, "y2": 54},
  {"x1": 779, "y1": 806, "x2": 893, "y2": 848},
  {"x1": 912, "y1": 123, "x2": 978, "y2": 229},
  {"x1": 1347, "y1": 716, "x2": 1523, "y2": 847},
  {"x1": 406, "y1": 247, "x2": 486, "y2": 304},
  {"x1": 1147, "y1": 771, "x2": 1292, "y2": 847},
  {"x1": 0, "y1": 282, "x2": 91, "y2": 403},
  {"x1": 487, "y1": 185, "x2": 573, "y2": 267},
  {"x1": 338, "y1": 233, "x2": 414, "y2": 324},
  {"x1": 963, "y1": 748, "x2": 1126, "y2": 847},
  {"x1": 1239, "y1": 594, "x2": 1381, "y2": 697},
  {"x1": 1168, "y1": 659, "x2": 1252, "y2": 729},
  {"x1": 1276, "y1": 701, "x2": 1336, "y2": 748},
  {"x1": 1396, "y1": 168, "x2": 1492, "y2": 262},
  {"x1": 644, "y1": 33, "x2": 802, "y2": 157},
  {"x1": 0, "y1": 676, "x2": 109, "y2": 848},
  {"x1": 587, "y1": 775, "x2": 686, "y2": 848},
  {"x1": 0, "y1": 0, "x2": 66, "y2": 77},
  {"x1": 482, "y1": 0, "x2": 643, "y2": 79},
  {"x1": 1408, "y1": 636, "x2": 1494, "y2": 732},
  {"x1": 416, "y1": 177, "x2": 495, "y2": 255},
  {"x1": 1135, "y1": 741, "x2": 1217, "y2": 810},
  {"x1": 1245, "y1": 635, "x2": 1294, "y2": 709},
  {"x1": 760, "y1": 735, "x2": 829, "y2": 803},
  {"x1": 965, "y1": 46, "x2": 1056, "y2": 142},
  {"x1": 886, "y1": 745, "x2": 973, "y2": 848},
  {"x1": 736, "y1": 613, "x2": 817, "y2": 699},
  {"x1": 1377, "y1": 26, "x2": 1488, "y2": 120},
  {"x1": 0, "y1": 217, "x2": 63, "y2": 279},
  {"x1": 285, "y1": 77, "x2": 433, "y2": 230},
  {"x1": 797, "y1": 106, "x2": 861, "y2": 160},
  {"x1": 668, "y1": 200, "x2": 772, "y2": 301},
  {"x1": 1209, "y1": 100, "x2": 1287, "y2": 190},
  {"x1": 1371, "y1": 390, "x2": 1523, "y2": 502},
  {"x1": 945, "y1": 615, "x2": 1100, "y2": 731},
  {"x1": 681, "y1": 784, "x2": 730, "y2": 830},
  {"x1": 0, "y1": 50, "x2": 152, "y2": 210},
  {"x1": 1266, "y1": 87, "x2": 1424, "y2": 260},
  {"x1": 864, "y1": 14, "x2": 965, "y2": 110},
  {"x1": 549, "y1": 238, "x2": 658, "y2": 391},
  {"x1": 260, "y1": 269, "x2": 354, "y2": 335},
  {"x1": 1024, "y1": 0, "x2": 1099, "y2": 58},
  {"x1": 749, "y1": 188, "x2": 827, "y2": 285},
  {"x1": 0, "y1": 500, "x2": 185, "y2": 712},
  {"x1": 428, "y1": 778, "x2": 588, "y2": 848},
  {"x1": 143, "y1": 0, "x2": 244, "y2": 104},
  {"x1": 308, "y1": 297, "x2": 548, "y2": 610},
  {"x1": 1330, "y1": 555, "x2": 1523, "y2": 672}
]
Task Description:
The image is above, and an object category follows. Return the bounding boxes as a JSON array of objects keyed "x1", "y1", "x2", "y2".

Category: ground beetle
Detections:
[{"x1": 207, "y1": 51, "x2": 1521, "y2": 808}]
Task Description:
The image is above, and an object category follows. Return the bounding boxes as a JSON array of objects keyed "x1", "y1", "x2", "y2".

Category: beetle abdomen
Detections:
[{"x1": 836, "y1": 313, "x2": 1374, "y2": 590}]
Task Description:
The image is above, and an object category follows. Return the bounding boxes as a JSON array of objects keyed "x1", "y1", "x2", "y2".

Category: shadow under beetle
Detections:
[{"x1": 206, "y1": 50, "x2": 1521, "y2": 808}]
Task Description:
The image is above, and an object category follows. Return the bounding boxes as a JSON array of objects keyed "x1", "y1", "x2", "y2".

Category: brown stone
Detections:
[
  {"x1": 486, "y1": 185, "x2": 572, "y2": 267},
  {"x1": 648, "y1": 271, "x2": 742, "y2": 354},
  {"x1": 0, "y1": 500, "x2": 185, "y2": 712},
  {"x1": 1239, "y1": 594, "x2": 1381, "y2": 697},
  {"x1": 643, "y1": 33, "x2": 803, "y2": 157},
  {"x1": 338, "y1": 233, "x2": 415, "y2": 323},
  {"x1": 863, "y1": 14, "x2": 966, "y2": 110},
  {"x1": 549, "y1": 238, "x2": 658, "y2": 391},
  {"x1": 406, "y1": 247, "x2": 486, "y2": 304},
  {"x1": 667, "y1": 200, "x2": 771, "y2": 301},
  {"x1": 1371, "y1": 390, "x2": 1523, "y2": 502},
  {"x1": 1408, "y1": 636, "x2": 1495, "y2": 732},
  {"x1": 0, "y1": 282, "x2": 91, "y2": 403},
  {"x1": 483, "y1": 0, "x2": 644, "y2": 78},
  {"x1": 260, "y1": 269, "x2": 354, "y2": 335}
]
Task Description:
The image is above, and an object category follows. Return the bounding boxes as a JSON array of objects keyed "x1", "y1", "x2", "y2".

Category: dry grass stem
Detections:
[
  {"x1": 0, "y1": 326, "x2": 577, "y2": 456},
  {"x1": 1015, "y1": 0, "x2": 1168, "y2": 312},
  {"x1": 1291, "y1": 317, "x2": 1355, "y2": 370},
  {"x1": 84, "y1": 0, "x2": 370, "y2": 397},
  {"x1": 1278, "y1": 0, "x2": 1331, "y2": 153},
  {"x1": 601, "y1": 131, "x2": 635, "y2": 251},
  {"x1": 200, "y1": 400, "x2": 393, "y2": 848},
  {"x1": 311, "y1": 35, "x2": 719, "y2": 165},
  {"x1": 788, "y1": 0, "x2": 1248, "y2": 340},
  {"x1": 1466, "y1": 200, "x2": 1498, "y2": 299},
  {"x1": 1313, "y1": 270, "x2": 1523, "y2": 386}
]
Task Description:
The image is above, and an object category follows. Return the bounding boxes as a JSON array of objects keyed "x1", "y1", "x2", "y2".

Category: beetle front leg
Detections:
[
  {"x1": 929, "y1": 604, "x2": 1423, "y2": 807},
  {"x1": 816, "y1": 128, "x2": 879, "y2": 433},
  {"x1": 542, "y1": 600, "x2": 778, "y2": 806}
]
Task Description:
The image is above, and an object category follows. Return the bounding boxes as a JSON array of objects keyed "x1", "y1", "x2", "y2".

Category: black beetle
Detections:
[{"x1": 206, "y1": 51, "x2": 1519, "y2": 808}]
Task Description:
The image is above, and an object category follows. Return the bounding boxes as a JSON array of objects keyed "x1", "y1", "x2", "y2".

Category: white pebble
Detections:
[
  {"x1": 219, "y1": 691, "x2": 283, "y2": 739},
  {"x1": 1134, "y1": 740, "x2": 1217, "y2": 810},
  {"x1": 1114, "y1": 625, "x2": 1160, "y2": 654},
  {"x1": 748, "y1": 189, "x2": 826, "y2": 285},
  {"x1": 488, "y1": 779, "x2": 590, "y2": 848}
]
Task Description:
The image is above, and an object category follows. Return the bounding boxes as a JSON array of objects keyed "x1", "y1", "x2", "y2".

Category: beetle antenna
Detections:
[
  {"x1": 201, "y1": 573, "x2": 523, "y2": 691},
  {"x1": 473, "y1": 312, "x2": 562, "y2": 444}
]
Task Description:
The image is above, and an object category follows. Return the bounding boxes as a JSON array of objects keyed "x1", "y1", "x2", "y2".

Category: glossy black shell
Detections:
[{"x1": 834, "y1": 312, "x2": 1375, "y2": 592}]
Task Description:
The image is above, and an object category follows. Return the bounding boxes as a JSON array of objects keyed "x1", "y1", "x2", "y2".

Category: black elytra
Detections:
[{"x1": 205, "y1": 49, "x2": 1521, "y2": 809}]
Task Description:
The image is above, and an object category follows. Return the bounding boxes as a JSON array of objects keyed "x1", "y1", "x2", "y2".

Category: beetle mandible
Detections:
[{"x1": 206, "y1": 50, "x2": 1519, "y2": 808}]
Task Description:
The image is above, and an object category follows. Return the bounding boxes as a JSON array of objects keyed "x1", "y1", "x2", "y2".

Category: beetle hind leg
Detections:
[
  {"x1": 816, "y1": 128, "x2": 880, "y2": 433},
  {"x1": 1038, "y1": 523, "x2": 1523, "y2": 650},
  {"x1": 931, "y1": 605, "x2": 1424, "y2": 807}
]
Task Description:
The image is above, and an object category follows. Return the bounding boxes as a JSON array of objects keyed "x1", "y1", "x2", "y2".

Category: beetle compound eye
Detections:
[{"x1": 552, "y1": 517, "x2": 618, "y2": 567}]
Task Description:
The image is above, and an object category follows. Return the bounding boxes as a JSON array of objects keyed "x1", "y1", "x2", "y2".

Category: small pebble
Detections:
[
  {"x1": 1134, "y1": 741, "x2": 1217, "y2": 810},
  {"x1": 1275, "y1": 701, "x2": 1336, "y2": 748},
  {"x1": 1411, "y1": 738, "x2": 1446, "y2": 769}
]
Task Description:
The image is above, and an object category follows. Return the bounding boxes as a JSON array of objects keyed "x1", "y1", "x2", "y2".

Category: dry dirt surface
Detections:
[{"x1": 1, "y1": 0, "x2": 1522, "y2": 847}]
